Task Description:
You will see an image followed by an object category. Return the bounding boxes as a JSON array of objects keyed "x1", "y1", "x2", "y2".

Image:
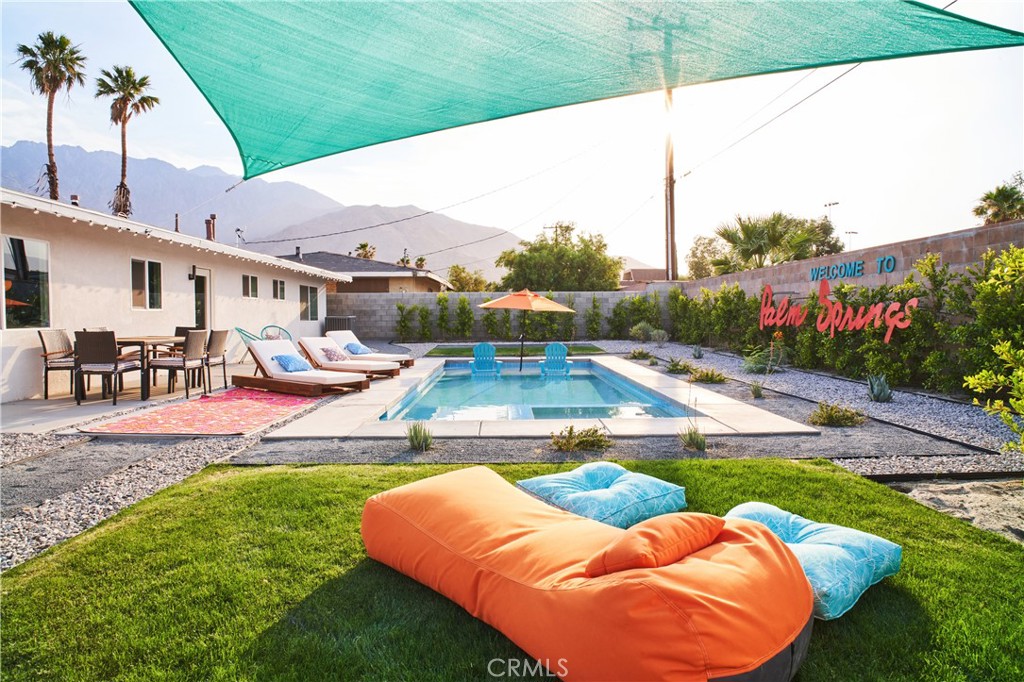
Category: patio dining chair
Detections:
[
  {"x1": 74, "y1": 331, "x2": 142, "y2": 406},
  {"x1": 149, "y1": 330, "x2": 208, "y2": 398},
  {"x1": 540, "y1": 342, "x2": 573, "y2": 378},
  {"x1": 470, "y1": 342, "x2": 503, "y2": 377},
  {"x1": 205, "y1": 329, "x2": 231, "y2": 390},
  {"x1": 37, "y1": 329, "x2": 76, "y2": 399}
]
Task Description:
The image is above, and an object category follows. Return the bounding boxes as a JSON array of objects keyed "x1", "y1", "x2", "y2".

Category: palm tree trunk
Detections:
[
  {"x1": 120, "y1": 117, "x2": 128, "y2": 185},
  {"x1": 46, "y1": 90, "x2": 58, "y2": 200}
]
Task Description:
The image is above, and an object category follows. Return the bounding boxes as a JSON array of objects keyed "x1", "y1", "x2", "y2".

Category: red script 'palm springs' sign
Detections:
[{"x1": 759, "y1": 280, "x2": 918, "y2": 343}]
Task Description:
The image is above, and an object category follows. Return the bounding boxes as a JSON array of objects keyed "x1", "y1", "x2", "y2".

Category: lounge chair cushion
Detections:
[
  {"x1": 345, "y1": 342, "x2": 375, "y2": 355},
  {"x1": 725, "y1": 502, "x2": 902, "y2": 620},
  {"x1": 362, "y1": 466, "x2": 814, "y2": 681},
  {"x1": 250, "y1": 340, "x2": 366, "y2": 386},
  {"x1": 585, "y1": 513, "x2": 725, "y2": 577},
  {"x1": 321, "y1": 346, "x2": 347, "y2": 362},
  {"x1": 272, "y1": 353, "x2": 313, "y2": 372},
  {"x1": 517, "y1": 461, "x2": 686, "y2": 528}
]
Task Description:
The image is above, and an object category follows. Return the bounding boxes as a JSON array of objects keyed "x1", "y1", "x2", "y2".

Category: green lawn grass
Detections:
[
  {"x1": 3, "y1": 460, "x2": 1022, "y2": 681},
  {"x1": 425, "y1": 343, "x2": 605, "y2": 358}
]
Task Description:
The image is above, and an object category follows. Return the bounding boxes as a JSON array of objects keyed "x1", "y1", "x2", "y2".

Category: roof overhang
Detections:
[{"x1": 0, "y1": 188, "x2": 352, "y2": 283}]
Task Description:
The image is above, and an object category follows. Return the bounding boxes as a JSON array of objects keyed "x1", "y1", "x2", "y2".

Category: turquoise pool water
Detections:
[{"x1": 383, "y1": 361, "x2": 692, "y2": 421}]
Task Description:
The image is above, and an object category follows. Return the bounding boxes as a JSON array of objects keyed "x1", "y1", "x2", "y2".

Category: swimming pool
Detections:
[{"x1": 382, "y1": 361, "x2": 693, "y2": 421}]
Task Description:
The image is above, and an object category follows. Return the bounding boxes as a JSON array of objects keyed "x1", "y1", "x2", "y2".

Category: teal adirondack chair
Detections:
[
  {"x1": 540, "y1": 342, "x2": 573, "y2": 377},
  {"x1": 471, "y1": 342, "x2": 503, "y2": 377}
]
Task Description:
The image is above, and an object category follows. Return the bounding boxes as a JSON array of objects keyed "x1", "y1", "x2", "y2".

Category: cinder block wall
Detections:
[{"x1": 328, "y1": 222, "x2": 1022, "y2": 340}]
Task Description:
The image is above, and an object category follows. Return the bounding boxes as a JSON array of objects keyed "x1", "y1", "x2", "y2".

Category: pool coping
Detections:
[{"x1": 262, "y1": 356, "x2": 819, "y2": 440}]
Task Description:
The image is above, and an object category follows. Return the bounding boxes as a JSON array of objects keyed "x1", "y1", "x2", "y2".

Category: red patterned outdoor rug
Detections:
[{"x1": 81, "y1": 388, "x2": 321, "y2": 436}]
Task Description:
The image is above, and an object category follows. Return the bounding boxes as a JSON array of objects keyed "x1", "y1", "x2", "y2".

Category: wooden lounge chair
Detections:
[
  {"x1": 297, "y1": 337, "x2": 401, "y2": 378},
  {"x1": 325, "y1": 330, "x2": 415, "y2": 367},
  {"x1": 539, "y1": 342, "x2": 573, "y2": 377},
  {"x1": 470, "y1": 342, "x2": 503, "y2": 377},
  {"x1": 231, "y1": 339, "x2": 369, "y2": 396}
]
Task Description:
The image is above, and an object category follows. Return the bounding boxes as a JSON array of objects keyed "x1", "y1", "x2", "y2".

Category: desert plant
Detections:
[
  {"x1": 406, "y1": 422, "x2": 433, "y2": 452},
  {"x1": 867, "y1": 374, "x2": 893, "y2": 403},
  {"x1": 651, "y1": 329, "x2": 669, "y2": 347},
  {"x1": 679, "y1": 425, "x2": 707, "y2": 452},
  {"x1": 626, "y1": 348, "x2": 652, "y2": 360},
  {"x1": 750, "y1": 381, "x2": 764, "y2": 399},
  {"x1": 648, "y1": 358, "x2": 658, "y2": 366},
  {"x1": 629, "y1": 321, "x2": 656, "y2": 344},
  {"x1": 550, "y1": 425, "x2": 612, "y2": 451},
  {"x1": 964, "y1": 340, "x2": 1024, "y2": 452},
  {"x1": 809, "y1": 402, "x2": 867, "y2": 427},
  {"x1": 666, "y1": 357, "x2": 694, "y2": 375},
  {"x1": 690, "y1": 368, "x2": 727, "y2": 384},
  {"x1": 742, "y1": 331, "x2": 787, "y2": 374},
  {"x1": 691, "y1": 344, "x2": 704, "y2": 359}
]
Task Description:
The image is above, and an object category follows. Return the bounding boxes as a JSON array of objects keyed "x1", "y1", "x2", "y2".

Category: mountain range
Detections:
[{"x1": 1, "y1": 142, "x2": 650, "y2": 282}]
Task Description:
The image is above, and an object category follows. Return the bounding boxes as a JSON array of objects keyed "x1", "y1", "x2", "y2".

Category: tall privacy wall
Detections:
[{"x1": 328, "y1": 222, "x2": 1021, "y2": 340}]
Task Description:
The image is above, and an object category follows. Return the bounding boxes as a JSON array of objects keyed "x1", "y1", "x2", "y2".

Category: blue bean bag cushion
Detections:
[
  {"x1": 517, "y1": 462, "x2": 686, "y2": 529},
  {"x1": 725, "y1": 501, "x2": 902, "y2": 620}
]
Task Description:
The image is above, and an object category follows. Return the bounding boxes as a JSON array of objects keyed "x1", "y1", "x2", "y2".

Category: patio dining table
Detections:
[{"x1": 116, "y1": 336, "x2": 184, "y2": 400}]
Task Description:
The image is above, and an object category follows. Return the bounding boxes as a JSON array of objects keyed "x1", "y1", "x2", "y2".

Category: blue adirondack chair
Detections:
[
  {"x1": 470, "y1": 342, "x2": 503, "y2": 377},
  {"x1": 539, "y1": 342, "x2": 573, "y2": 377}
]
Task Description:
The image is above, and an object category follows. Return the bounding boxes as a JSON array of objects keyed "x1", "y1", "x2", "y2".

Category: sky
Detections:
[{"x1": 2, "y1": 0, "x2": 1022, "y2": 274}]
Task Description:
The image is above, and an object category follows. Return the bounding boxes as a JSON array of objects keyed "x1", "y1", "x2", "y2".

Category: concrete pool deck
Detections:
[{"x1": 262, "y1": 356, "x2": 818, "y2": 440}]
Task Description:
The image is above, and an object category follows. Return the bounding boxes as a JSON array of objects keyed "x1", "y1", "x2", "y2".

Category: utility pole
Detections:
[{"x1": 629, "y1": 15, "x2": 686, "y2": 281}]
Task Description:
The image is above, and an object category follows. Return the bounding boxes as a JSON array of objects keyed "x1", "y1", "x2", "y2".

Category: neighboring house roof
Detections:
[
  {"x1": 1, "y1": 188, "x2": 351, "y2": 283},
  {"x1": 277, "y1": 251, "x2": 452, "y2": 289},
  {"x1": 622, "y1": 268, "x2": 666, "y2": 282}
]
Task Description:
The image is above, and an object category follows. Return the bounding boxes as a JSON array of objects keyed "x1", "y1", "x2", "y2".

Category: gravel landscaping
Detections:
[{"x1": 3, "y1": 338, "x2": 1022, "y2": 569}]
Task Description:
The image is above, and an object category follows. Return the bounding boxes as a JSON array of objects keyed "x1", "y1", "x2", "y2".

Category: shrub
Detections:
[
  {"x1": 627, "y1": 348, "x2": 652, "y2": 360},
  {"x1": 648, "y1": 358, "x2": 658, "y2": 366},
  {"x1": 481, "y1": 298, "x2": 500, "y2": 339},
  {"x1": 690, "y1": 368, "x2": 727, "y2": 384},
  {"x1": 417, "y1": 305, "x2": 432, "y2": 341},
  {"x1": 691, "y1": 344, "x2": 703, "y2": 359},
  {"x1": 454, "y1": 295, "x2": 474, "y2": 339},
  {"x1": 964, "y1": 340, "x2": 1024, "y2": 452},
  {"x1": 551, "y1": 425, "x2": 612, "y2": 451},
  {"x1": 406, "y1": 422, "x2": 433, "y2": 452},
  {"x1": 867, "y1": 374, "x2": 893, "y2": 403},
  {"x1": 608, "y1": 298, "x2": 632, "y2": 338},
  {"x1": 668, "y1": 287, "x2": 710, "y2": 344},
  {"x1": 741, "y1": 339, "x2": 787, "y2": 374},
  {"x1": 679, "y1": 425, "x2": 706, "y2": 452},
  {"x1": 436, "y1": 293, "x2": 450, "y2": 340},
  {"x1": 585, "y1": 295, "x2": 603, "y2": 339},
  {"x1": 666, "y1": 357, "x2": 694, "y2": 375},
  {"x1": 651, "y1": 329, "x2": 669, "y2": 347},
  {"x1": 809, "y1": 402, "x2": 867, "y2": 427},
  {"x1": 629, "y1": 321, "x2": 656, "y2": 343},
  {"x1": 559, "y1": 293, "x2": 577, "y2": 341},
  {"x1": 395, "y1": 303, "x2": 416, "y2": 343},
  {"x1": 630, "y1": 292, "x2": 661, "y2": 329},
  {"x1": 499, "y1": 309, "x2": 513, "y2": 341},
  {"x1": 750, "y1": 381, "x2": 764, "y2": 399}
]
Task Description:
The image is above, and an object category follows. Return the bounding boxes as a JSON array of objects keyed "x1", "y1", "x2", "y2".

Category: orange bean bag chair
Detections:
[{"x1": 361, "y1": 466, "x2": 813, "y2": 681}]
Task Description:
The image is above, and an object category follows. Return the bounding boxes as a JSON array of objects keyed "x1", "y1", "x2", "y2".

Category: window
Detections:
[
  {"x1": 299, "y1": 285, "x2": 319, "y2": 321},
  {"x1": 131, "y1": 259, "x2": 162, "y2": 309},
  {"x1": 272, "y1": 279, "x2": 285, "y2": 300},
  {"x1": 3, "y1": 236, "x2": 50, "y2": 328},
  {"x1": 242, "y1": 274, "x2": 258, "y2": 298}
]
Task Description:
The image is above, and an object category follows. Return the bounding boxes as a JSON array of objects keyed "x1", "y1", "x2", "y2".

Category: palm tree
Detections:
[
  {"x1": 95, "y1": 65, "x2": 159, "y2": 216},
  {"x1": 712, "y1": 212, "x2": 814, "y2": 275},
  {"x1": 415, "y1": 256, "x2": 427, "y2": 269},
  {"x1": 973, "y1": 184, "x2": 1024, "y2": 225},
  {"x1": 396, "y1": 248, "x2": 411, "y2": 267},
  {"x1": 354, "y1": 242, "x2": 376, "y2": 259},
  {"x1": 16, "y1": 32, "x2": 88, "y2": 201}
]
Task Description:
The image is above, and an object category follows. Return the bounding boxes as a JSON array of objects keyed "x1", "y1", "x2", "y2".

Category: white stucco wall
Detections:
[{"x1": 1, "y1": 204, "x2": 332, "y2": 402}]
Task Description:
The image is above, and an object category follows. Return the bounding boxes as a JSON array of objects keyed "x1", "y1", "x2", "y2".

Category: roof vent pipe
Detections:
[
  {"x1": 209, "y1": 213, "x2": 217, "y2": 241},
  {"x1": 205, "y1": 218, "x2": 214, "y2": 241},
  {"x1": 70, "y1": 194, "x2": 80, "y2": 206},
  {"x1": 175, "y1": 213, "x2": 180, "y2": 233},
  {"x1": 295, "y1": 246, "x2": 302, "y2": 261}
]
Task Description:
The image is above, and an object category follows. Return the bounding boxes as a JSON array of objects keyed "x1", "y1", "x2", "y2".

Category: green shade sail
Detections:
[{"x1": 130, "y1": 1, "x2": 1024, "y2": 179}]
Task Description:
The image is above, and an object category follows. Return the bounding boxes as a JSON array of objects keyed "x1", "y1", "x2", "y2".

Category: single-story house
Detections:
[
  {"x1": 278, "y1": 250, "x2": 452, "y2": 293},
  {"x1": 1, "y1": 188, "x2": 349, "y2": 402}
]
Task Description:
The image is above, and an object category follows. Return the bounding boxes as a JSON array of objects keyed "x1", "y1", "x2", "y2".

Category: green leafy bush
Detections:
[
  {"x1": 650, "y1": 329, "x2": 669, "y2": 347},
  {"x1": 690, "y1": 368, "x2": 727, "y2": 384},
  {"x1": 608, "y1": 297, "x2": 632, "y2": 339},
  {"x1": 678, "y1": 425, "x2": 706, "y2": 452},
  {"x1": 867, "y1": 374, "x2": 893, "y2": 403},
  {"x1": 629, "y1": 321, "x2": 656, "y2": 343},
  {"x1": 550, "y1": 425, "x2": 612, "y2": 451},
  {"x1": 406, "y1": 422, "x2": 434, "y2": 451},
  {"x1": 481, "y1": 298, "x2": 500, "y2": 339},
  {"x1": 454, "y1": 295, "x2": 474, "y2": 339},
  {"x1": 395, "y1": 303, "x2": 416, "y2": 343},
  {"x1": 585, "y1": 295, "x2": 603, "y2": 339},
  {"x1": 750, "y1": 381, "x2": 764, "y2": 399},
  {"x1": 809, "y1": 402, "x2": 866, "y2": 427},
  {"x1": 417, "y1": 305, "x2": 432, "y2": 342},
  {"x1": 964, "y1": 340, "x2": 1024, "y2": 452},
  {"x1": 435, "y1": 293, "x2": 450, "y2": 341},
  {"x1": 559, "y1": 293, "x2": 577, "y2": 341},
  {"x1": 666, "y1": 357, "x2": 694, "y2": 374}
]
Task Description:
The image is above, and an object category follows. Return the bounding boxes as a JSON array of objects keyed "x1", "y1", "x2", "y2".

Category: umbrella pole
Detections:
[{"x1": 519, "y1": 333, "x2": 525, "y2": 372}]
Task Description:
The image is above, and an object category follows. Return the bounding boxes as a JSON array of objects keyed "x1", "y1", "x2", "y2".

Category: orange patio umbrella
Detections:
[{"x1": 479, "y1": 289, "x2": 575, "y2": 371}]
